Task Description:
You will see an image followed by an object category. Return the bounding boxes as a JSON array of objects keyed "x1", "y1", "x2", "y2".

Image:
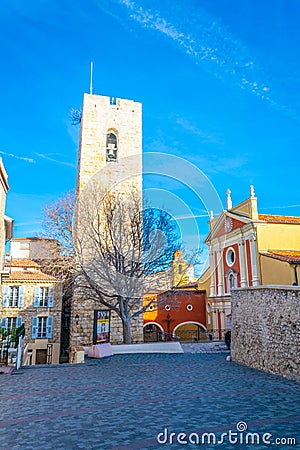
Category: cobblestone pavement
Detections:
[
  {"x1": 0, "y1": 353, "x2": 299, "y2": 450},
  {"x1": 181, "y1": 342, "x2": 229, "y2": 353}
]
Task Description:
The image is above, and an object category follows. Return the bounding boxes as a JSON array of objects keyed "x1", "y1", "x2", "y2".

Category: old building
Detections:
[
  {"x1": 1, "y1": 257, "x2": 61, "y2": 365},
  {"x1": 144, "y1": 285, "x2": 207, "y2": 342},
  {"x1": 146, "y1": 250, "x2": 196, "y2": 292},
  {"x1": 143, "y1": 249, "x2": 203, "y2": 342},
  {"x1": 200, "y1": 186, "x2": 300, "y2": 339},
  {"x1": 71, "y1": 92, "x2": 143, "y2": 348},
  {"x1": 10, "y1": 237, "x2": 60, "y2": 260},
  {"x1": 0, "y1": 158, "x2": 13, "y2": 272}
]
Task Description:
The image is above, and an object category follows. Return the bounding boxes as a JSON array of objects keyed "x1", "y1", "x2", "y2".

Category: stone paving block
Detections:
[{"x1": 0, "y1": 354, "x2": 299, "y2": 449}]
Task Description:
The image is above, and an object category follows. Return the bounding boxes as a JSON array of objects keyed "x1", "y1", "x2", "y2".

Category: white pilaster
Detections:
[
  {"x1": 250, "y1": 233, "x2": 260, "y2": 286},
  {"x1": 212, "y1": 308, "x2": 218, "y2": 338},
  {"x1": 217, "y1": 248, "x2": 224, "y2": 296},
  {"x1": 209, "y1": 250, "x2": 216, "y2": 297},
  {"x1": 238, "y1": 240, "x2": 247, "y2": 288}
]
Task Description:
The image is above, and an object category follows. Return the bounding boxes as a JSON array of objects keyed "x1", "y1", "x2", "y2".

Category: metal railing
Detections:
[{"x1": 144, "y1": 328, "x2": 230, "y2": 344}]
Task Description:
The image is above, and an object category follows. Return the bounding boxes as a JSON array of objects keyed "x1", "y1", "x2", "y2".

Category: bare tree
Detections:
[
  {"x1": 69, "y1": 108, "x2": 82, "y2": 126},
  {"x1": 39, "y1": 190, "x2": 75, "y2": 290},
  {"x1": 41, "y1": 186, "x2": 181, "y2": 344}
]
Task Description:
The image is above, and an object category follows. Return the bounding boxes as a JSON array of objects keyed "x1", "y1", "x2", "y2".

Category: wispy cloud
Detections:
[
  {"x1": 35, "y1": 153, "x2": 76, "y2": 168},
  {"x1": 173, "y1": 213, "x2": 209, "y2": 220},
  {"x1": 144, "y1": 136, "x2": 246, "y2": 176},
  {"x1": 0, "y1": 151, "x2": 35, "y2": 164},
  {"x1": 14, "y1": 220, "x2": 42, "y2": 227},
  {"x1": 176, "y1": 117, "x2": 223, "y2": 145},
  {"x1": 105, "y1": 0, "x2": 294, "y2": 118}
]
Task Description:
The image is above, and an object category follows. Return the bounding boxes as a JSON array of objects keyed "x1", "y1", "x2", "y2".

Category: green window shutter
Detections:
[
  {"x1": 18, "y1": 286, "x2": 25, "y2": 307},
  {"x1": 34, "y1": 286, "x2": 40, "y2": 307},
  {"x1": 48, "y1": 286, "x2": 54, "y2": 307},
  {"x1": 32, "y1": 317, "x2": 38, "y2": 339},
  {"x1": 2, "y1": 286, "x2": 9, "y2": 308},
  {"x1": 46, "y1": 316, "x2": 53, "y2": 338}
]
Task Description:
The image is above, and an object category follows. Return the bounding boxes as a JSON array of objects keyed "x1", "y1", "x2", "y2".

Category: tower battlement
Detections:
[{"x1": 76, "y1": 93, "x2": 142, "y2": 192}]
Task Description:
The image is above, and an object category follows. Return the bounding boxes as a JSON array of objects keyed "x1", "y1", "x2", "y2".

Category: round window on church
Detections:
[
  {"x1": 165, "y1": 305, "x2": 171, "y2": 311},
  {"x1": 226, "y1": 247, "x2": 236, "y2": 267},
  {"x1": 187, "y1": 304, "x2": 193, "y2": 311}
]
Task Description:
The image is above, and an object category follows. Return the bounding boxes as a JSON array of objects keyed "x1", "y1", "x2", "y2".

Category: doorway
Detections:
[{"x1": 36, "y1": 349, "x2": 47, "y2": 365}]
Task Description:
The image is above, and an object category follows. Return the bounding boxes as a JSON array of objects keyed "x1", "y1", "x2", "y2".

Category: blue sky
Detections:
[{"x1": 1, "y1": 0, "x2": 300, "y2": 267}]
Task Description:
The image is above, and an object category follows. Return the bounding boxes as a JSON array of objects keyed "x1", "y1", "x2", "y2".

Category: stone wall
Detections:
[
  {"x1": 231, "y1": 286, "x2": 300, "y2": 381},
  {"x1": 77, "y1": 93, "x2": 142, "y2": 192},
  {"x1": 70, "y1": 294, "x2": 144, "y2": 347}
]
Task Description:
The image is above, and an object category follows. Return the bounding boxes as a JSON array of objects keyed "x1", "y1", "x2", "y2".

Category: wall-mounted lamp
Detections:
[{"x1": 75, "y1": 314, "x2": 80, "y2": 325}]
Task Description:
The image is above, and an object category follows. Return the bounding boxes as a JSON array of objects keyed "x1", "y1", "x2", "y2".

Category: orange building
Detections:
[{"x1": 143, "y1": 285, "x2": 207, "y2": 342}]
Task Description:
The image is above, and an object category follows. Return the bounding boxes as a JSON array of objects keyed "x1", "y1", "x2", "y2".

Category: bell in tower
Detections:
[{"x1": 106, "y1": 132, "x2": 118, "y2": 162}]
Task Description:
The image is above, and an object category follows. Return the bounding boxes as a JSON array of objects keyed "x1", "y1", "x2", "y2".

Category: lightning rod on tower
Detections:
[{"x1": 90, "y1": 61, "x2": 93, "y2": 94}]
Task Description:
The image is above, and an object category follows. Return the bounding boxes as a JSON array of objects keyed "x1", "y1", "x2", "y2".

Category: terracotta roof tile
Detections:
[
  {"x1": 5, "y1": 259, "x2": 40, "y2": 268},
  {"x1": 4, "y1": 271, "x2": 58, "y2": 282},
  {"x1": 258, "y1": 214, "x2": 300, "y2": 224},
  {"x1": 260, "y1": 250, "x2": 300, "y2": 263}
]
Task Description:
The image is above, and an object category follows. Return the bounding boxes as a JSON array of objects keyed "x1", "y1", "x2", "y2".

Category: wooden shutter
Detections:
[
  {"x1": 2, "y1": 286, "x2": 9, "y2": 308},
  {"x1": 18, "y1": 286, "x2": 25, "y2": 307},
  {"x1": 1, "y1": 317, "x2": 7, "y2": 329},
  {"x1": 34, "y1": 286, "x2": 40, "y2": 307},
  {"x1": 32, "y1": 317, "x2": 38, "y2": 339},
  {"x1": 46, "y1": 316, "x2": 53, "y2": 339},
  {"x1": 48, "y1": 286, "x2": 54, "y2": 307}
]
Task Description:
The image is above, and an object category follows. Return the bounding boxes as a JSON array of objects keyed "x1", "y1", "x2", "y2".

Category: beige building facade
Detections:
[
  {"x1": 0, "y1": 158, "x2": 13, "y2": 272},
  {"x1": 1, "y1": 258, "x2": 61, "y2": 365}
]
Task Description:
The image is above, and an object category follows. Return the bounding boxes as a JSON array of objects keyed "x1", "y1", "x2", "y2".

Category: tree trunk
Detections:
[{"x1": 122, "y1": 317, "x2": 132, "y2": 344}]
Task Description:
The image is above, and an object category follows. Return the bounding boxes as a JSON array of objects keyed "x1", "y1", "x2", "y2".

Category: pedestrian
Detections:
[{"x1": 224, "y1": 330, "x2": 231, "y2": 350}]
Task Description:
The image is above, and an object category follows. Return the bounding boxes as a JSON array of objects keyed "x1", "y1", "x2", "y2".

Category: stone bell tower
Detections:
[
  {"x1": 76, "y1": 93, "x2": 142, "y2": 193},
  {"x1": 70, "y1": 92, "x2": 143, "y2": 350}
]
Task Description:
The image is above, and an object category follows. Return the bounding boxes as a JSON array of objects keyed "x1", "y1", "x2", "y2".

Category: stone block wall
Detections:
[
  {"x1": 71, "y1": 92, "x2": 144, "y2": 349},
  {"x1": 77, "y1": 93, "x2": 142, "y2": 192},
  {"x1": 70, "y1": 294, "x2": 144, "y2": 347},
  {"x1": 231, "y1": 286, "x2": 300, "y2": 381}
]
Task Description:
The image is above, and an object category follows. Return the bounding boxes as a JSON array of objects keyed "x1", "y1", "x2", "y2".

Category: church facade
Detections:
[{"x1": 200, "y1": 186, "x2": 300, "y2": 340}]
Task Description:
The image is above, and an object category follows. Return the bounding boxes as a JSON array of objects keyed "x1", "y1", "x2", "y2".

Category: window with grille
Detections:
[
  {"x1": 9, "y1": 287, "x2": 19, "y2": 307},
  {"x1": 7, "y1": 317, "x2": 17, "y2": 330},
  {"x1": 32, "y1": 316, "x2": 52, "y2": 339},
  {"x1": 37, "y1": 317, "x2": 47, "y2": 338},
  {"x1": 39, "y1": 287, "x2": 49, "y2": 307}
]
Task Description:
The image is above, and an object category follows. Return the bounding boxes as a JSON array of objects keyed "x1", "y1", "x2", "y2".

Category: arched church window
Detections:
[
  {"x1": 226, "y1": 269, "x2": 238, "y2": 293},
  {"x1": 229, "y1": 273, "x2": 235, "y2": 289},
  {"x1": 106, "y1": 131, "x2": 118, "y2": 162}
]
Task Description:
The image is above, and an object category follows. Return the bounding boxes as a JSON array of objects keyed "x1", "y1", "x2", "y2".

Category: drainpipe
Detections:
[{"x1": 290, "y1": 263, "x2": 299, "y2": 286}]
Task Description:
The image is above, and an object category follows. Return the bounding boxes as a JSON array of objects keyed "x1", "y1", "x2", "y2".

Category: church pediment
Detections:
[{"x1": 205, "y1": 211, "x2": 251, "y2": 243}]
